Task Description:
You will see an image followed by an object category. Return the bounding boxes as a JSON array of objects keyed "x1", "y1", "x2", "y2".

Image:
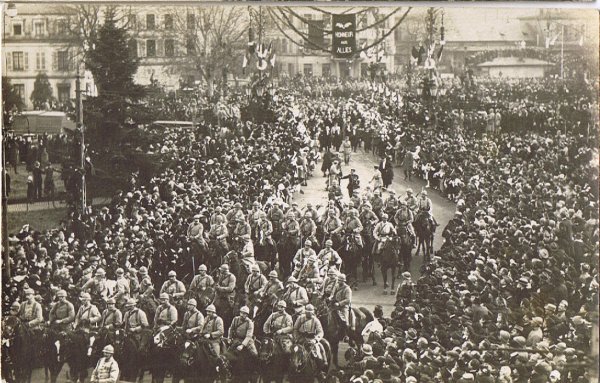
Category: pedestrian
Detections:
[
  {"x1": 32, "y1": 161, "x2": 43, "y2": 200},
  {"x1": 379, "y1": 155, "x2": 393, "y2": 189},
  {"x1": 342, "y1": 136, "x2": 352, "y2": 165},
  {"x1": 402, "y1": 150, "x2": 414, "y2": 181}
]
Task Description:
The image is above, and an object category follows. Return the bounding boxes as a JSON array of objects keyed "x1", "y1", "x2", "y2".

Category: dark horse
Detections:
[
  {"x1": 116, "y1": 328, "x2": 153, "y2": 383},
  {"x1": 318, "y1": 304, "x2": 373, "y2": 367},
  {"x1": 147, "y1": 326, "x2": 185, "y2": 383},
  {"x1": 40, "y1": 326, "x2": 92, "y2": 383},
  {"x1": 179, "y1": 338, "x2": 228, "y2": 383},
  {"x1": 277, "y1": 234, "x2": 300, "y2": 280},
  {"x1": 396, "y1": 224, "x2": 414, "y2": 274},
  {"x1": 222, "y1": 339, "x2": 259, "y2": 383},
  {"x1": 256, "y1": 337, "x2": 290, "y2": 383},
  {"x1": 379, "y1": 237, "x2": 398, "y2": 295},
  {"x1": 288, "y1": 340, "x2": 332, "y2": 383},
  {"x1": 338, "y1": 233, "x2": 362, "y2": 290},
  {"x1": 414, "y1": 212, "x2": 436, "y2": 263},
  {"x1": 1, "y1": 316, "x2": 34, "y2": 383}
]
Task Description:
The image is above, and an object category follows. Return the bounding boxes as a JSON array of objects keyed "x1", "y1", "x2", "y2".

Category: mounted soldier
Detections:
[
  {"x1": 416, "y1": 190, "x2": 438, "y2": 226},
  {"x1": 81, "y1": 268, "x2": 109, "y2": 302},
  {"x1": 123, "y1": 298, "x2": 149, "y2": 335},
  {"x1": 321, "y1": 269, "x2": 339, "y2": 300},
  {"x1": 317, "y1": 239, "x2": 342, "y2": 277},
  {"x1": 112, "y1": 268, "x2": 131, "y2": 307},
  {"x1": 215, "y1": 264, "x2": 236, "y2": 307},
  {"x1": 49, "y1": 289, "x2": 75, "y2": 331},
  {"x1": 182, "y1": 299, "x2": 204, "y2": 337},
  {"x1": 327, "y1": 274, "x2": 352, "y2": 341},
  {"x1": 372, "y1": 213, "x2": 396, "y2": 255},
  {"x1": 249, "y1": 201, "x2": 264, "y2": 238},
  {"x1": 189, "y1": 264, "x2": 215, "y2": 292},
  {"x1": 153, "y1": 293, "x2": 178, "y2": 329},
  {"x1": 200, "y1": 305, "x2": 224, "y2": 357},
  {"x1": 293, "y1": 240, "x2": 317, "y2": 278},
  {"x1": 75, "y1": 292, "x2": 101, "y2": 330},
  {"x1": 404, "y1": 188, "x2": 418, "y2": 214},
  {"x1": 100, "y1": 298, "x2": 122, "y2": 331},
  {"x1": 299, "y1": 212, "x2": 318, "y2": 247},
  {"x1": 257, "y1": 270, "x2": 284, "y2": 306},
  {"x1": 394, "y1": 202, "x2": 416, "y2": 241},
  {"x1": 228, "y1": 306, "x2": 257, "y2": 357},
  {"x1": 245, "y1": 264, "x2": 268, "y2": 313},
  {"x1": 323, "y1": 209, "x2": 343, "y2": 249},
  {"x1": 263, "y1": 300, "x2": 294, "y2": 354},
  {"x1": 160, "y1": 270, "x2": 186, "y2": 306},
  {"x1": 188, "y1": 214, "x2": 208, "y2": 251},
  {"x1": 19, "y1": 288, "x2": 43, "y2": 330},
  {"x1": 293, "y1": 304, "x2": 326, "y2": 369},
  {"x1": 343, "y1": 209, "x2": 364, "y2": 248},
  {"x1": 282, "y1": 277, "x2": 309, "y2": 316}
]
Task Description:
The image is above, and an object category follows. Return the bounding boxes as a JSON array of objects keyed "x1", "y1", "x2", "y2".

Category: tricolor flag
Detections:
[{"x1": 269, "y1": 53, "x2": 277, "y2": 68}]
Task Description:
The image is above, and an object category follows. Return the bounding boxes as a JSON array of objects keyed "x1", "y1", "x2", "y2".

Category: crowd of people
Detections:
[{"x1": 2, "y1": 71, "x2": 598, "y2": 383}]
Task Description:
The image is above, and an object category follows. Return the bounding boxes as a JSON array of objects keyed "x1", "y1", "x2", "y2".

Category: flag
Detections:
[
  {"x1": 417, "y1": 45, "x2": 426, "y2": 65},
  {"x1": 242, "y1": 54, "x2": 248, "y2": 75},
  {"x1": 359, "y1": 42, "x2": 368, "y2": 60},
  {"x1": 376, "y1": 48, "x2": 384, "y2": 63},
  {"x1": 269, "y1": 53, "x2": 277, "y2": 67},
  {"x1": 436, "y1": 44, "x2": 444, "y2": 62}
]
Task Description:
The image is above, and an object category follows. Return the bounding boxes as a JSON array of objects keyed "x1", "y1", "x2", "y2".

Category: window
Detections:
[
  {"x1": 146, "y1": 14, "x2": 155, "y2": 30},
  {"x1": 146, "y1": 40, "x2": 156, "y2": 57},
  {"x1": 187, "y1": 13, "x2": 195, "y2": 30},
  {"x1": 129, "y1": 39, "x2": 137, "y2": 58},
  {"x1": 34, "y1": 21, "x2": 45, "y2": 36},
  {"x1": 288, "y1": 63, "x2": 294, "y2": 75},
  {"x1": 165, "y1": 39, "x2": 175, "y2": 57},
  {"x1": 128, "y1": 14, "x2": 137, "y2": 29},
  {"x1": 303, "y1": 63, "x2": 313, "y2": 76},
  {"x1": 57, "y1": 51, "x2": 69, "y2": 71},
  {"x1": 186, "y1": 37, "x2": 195, "y2": 56},
  {"x1": 164, "y1": 14, "x2": 173, "y2": 30},
  {"x1": 57, "y1": 84, "x2": 71, "y2": 103},
  {"x1": 36, "y1": 52, "x2": 46, "y2": 70},
  {"x1": 12, "y1": 52, "x2": 24, "y2": 70},
  {"x1": 14, "y1": 84, "x2": 25, "y2": 103},
  {"x1": 13, "y1": 23, "x2": 22, "y2": 36},
  {"x1": 57, "y1": 20, "x2": 67, "y2": 35},
  {"x1": 322, "y1": 63, "x2": 331, "y2": 77},
  {"x1": 282, "y1": 39, "x2": 288, "y2": 54}
]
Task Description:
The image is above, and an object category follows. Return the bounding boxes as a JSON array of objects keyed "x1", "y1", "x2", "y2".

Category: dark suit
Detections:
[{"x1": 379, "y1": 157, "x2": 394, "y2": 188}]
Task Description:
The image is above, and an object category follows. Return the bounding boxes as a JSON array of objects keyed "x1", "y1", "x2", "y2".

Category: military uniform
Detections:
[
  {"x1": 299, "y1": 218, "x2": 318, "y2": 244},
  {"x1": 282, "y1": 285, "x2": 309, "y2": 313},
  {"x1": 256, "y1": 219, "x2": 274, "y2": 246},
  {"x1": 123, "y1": 307, "x2": 149, "y2": 332},
  {"x1": 160, "y1": 279, "x2": 186, "y2": 303},
  {"x1": 19, "y1": 300, "x2": 44, "y2": 328},
  {"x1": 344, "y1": 216, "x2": 364, "y2": 248},
  {"x1": 258, "y1": 279, "x2": 284, "y2": 302},
  {"x1": 293, "y1": 314, "x2": 324, "y2": 341},
  {"x1": 370, "y1": 195, "x2": 384, "y2": 217},
  {"x1": 228, "y1": 315, "x2": 257, "y2": 356},
  {"x1": 82, "y1": 278, "x2": 109, "y2": 299},
  {"x1": 245, "y1": 273, "x2": 268, "y2": 307},
  {"x1": 182, "y1": 309, "x2": 204, "y2": 334},
  {"x1": 208, "y1": 224, "x2": 229, "y2": 250},
  {"x1": 49, "y1": 300, "x2": 75, "y2": 331},
  {"x1": 405, "y1": 195, "x2": 418, "y2": 214},
  {"x1": 394, "y1": 207, "x2": 415, "y2": 238},
  {"x1": 153, "y1": 303, "x2": 178, "y2": 328},
  {"x1": 321, "y1": 276, "x2": 338, "y2": 298},
  {"x1": 282, "y1": 218, "x2": 301, "y2": 246},
  {"x1": 100, "y1": 307, "x2": 122, "y2": 330},
  {"x1": 189, "y1": 274, "x2": 215, "y2": 291},
  {"x1": 200, "y1": 315, "x2": 224, "y2": 356},
  {"x1": 323, "y1": 216, "x2": 342, "y2": 246},
  {"x1": 331, "y1": 283, "x2": 352, "y2": 325},
  {"x1": 91, "y1": 356, "x2": 119, "y2": 383},
  {"x1": 292, "y1": 247, "x2": 317, "y2": 276},
  {"x1": 210, "y1": 212, "x2": 227, "y2": 227},
  {"x1": 75, "y1": 302, "x2": 101, "y2": 329},
  {"x1": 264, "y1": 310, "x2": 294, "y2": 353},
  {"x1": 232, "y1": 221, "x2": 252, "y2": 242},
  {"x1": 113, "y1": 276, "x2": 131, "y2": 306},
  {"x1": 268, "y1": 206, "x2": 285, "y2": 239},
  {"x1": 373, "y1": 220, "x2": 396, "y2": 253},
  {"x1": 216, "y1": 273, "x2": 236, "y2": 304},
  {"x1": 317, "y1": 248, "x2": 342, "y2": 276}
]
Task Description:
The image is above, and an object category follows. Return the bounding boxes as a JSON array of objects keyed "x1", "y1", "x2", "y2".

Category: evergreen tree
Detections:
[
  {"x1": 30, "y1": 72, "x2": 54, "y2": 110},
  {"x1": 2, "y1": 77, "x2": 23, "y2": 127}
]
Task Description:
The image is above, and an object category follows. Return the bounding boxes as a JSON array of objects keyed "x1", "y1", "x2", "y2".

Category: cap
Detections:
[
  {"x1": 269, "y1": 270, "x2": 278, "y2": 278},
  {"x1": 328, "y1": 268, "x2": 337, "y2": 275},
  {"x1": 11, "y1": 302, "x2": 20, "y2": 310},
  {"x1": 187, "y1": 299, "x2": 197, "y2": 306},
  {"x1": 102, "y1": 345, "x2": 114, "y2": 354},
  {"x1": 95, "y1": 268, "x2": 106, "y2": 276},
  {"x1": 139, "y1": 266, "x2": 148, "y2": 275},
  {"x1": 159, "y1": 293, "x2": 170, "y2": 300},
  {"x1": 421, "y1": 190, "x2": 428, "y2": 196},
  {"x1": 251, "y1": 264, "x2": 260, "y2": 272},
  {"x1": 402, "y1": 271, "x2": 412, "y2": 279},
  {"x1": 406, "y1": 188, "x2": 413, "y2": 194},
  {"x1": 206, "y1": 304, "x2": 216, "y2": 313},
  {"x1": 168, "y1": 270, "x2": 176, "y2": 277},
  {"x1": 305, "y1": 304, "x2": 315, "y2": 313},
  {"x1": 198, "y1": 264, "x2": 208, "y2": 271},
  {"x1": 277, "y1": 301, "x2": 287, "y2": 308},
  {"x1": 304, "y1": 240, "x2": 312, "y2": 246},
  {"x1": 325, "y1": 239, "x2": 333, "y2": 246},
  {"x1": 116, "y1": 268, "x2": 124, "y2": 275},
  {"x1": 240, "y1": 306, "x2": 250, "y2": 314},
  {"x1": 361, "y1": 344, "x2": 373, "y2": 355}
]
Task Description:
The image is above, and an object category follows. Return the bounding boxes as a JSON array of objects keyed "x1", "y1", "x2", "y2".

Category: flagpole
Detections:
[{"x1": 560, "y1": 24, "x2": 564, "y2": 80}]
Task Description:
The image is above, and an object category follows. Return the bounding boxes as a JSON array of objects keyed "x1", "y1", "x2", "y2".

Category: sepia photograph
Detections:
[{"x1": 1, "y1": 3, "x2": 598, "y2": 383}]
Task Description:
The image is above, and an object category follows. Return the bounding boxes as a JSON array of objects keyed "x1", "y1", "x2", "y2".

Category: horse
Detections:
[
  {"x1": 338, "y1": 233, "x2": 362, "y2": 290},
  {"x1": 396, "y1": 224, "x2": 414, "y2": 274},
  {"x1": 1, "y1": 316, "x2": 34, "y2": 383},
  {"x1": 207, "y1": 238, "x2": 228, "y2": 273},
  {"x1": 360, "y1": 220, "x2": 377, "y2": 286},
  {"x1": 147, "y1": 326, "x2": 185, "y2": 383},
  {"x1": 222, "y1": 339, "x2": 259, "y2": 383},
  {"x1": 179, "y1": 338, "x2": 228, "y2": 383},
  {"x1": 40, "y1": 326, "x2": 91, "y2": 383},
  {"x1": 256, "y1": 337, "x2": 290, "y2": 383},
  {"x1": 254, "y1": 234, "x2": 278, "y2": 270},
  {"x1": 414, "y1": 212, "x2": 436, "y2": 263},
  {"x1": 288, "y1": 340, "x2": 331, "y2": 383},
  {"x1": 277, "y1": 234, "x2": 300, "y2": 280},
  {"x1": 116, "y1": 329, "x2": 153, "y2": 383},
  {"x1": 379, "y1": 237, "x2": 398, "y2": 295},
  {"x1": 318, "y1": 304, "x2": 372, "y2": 367}
]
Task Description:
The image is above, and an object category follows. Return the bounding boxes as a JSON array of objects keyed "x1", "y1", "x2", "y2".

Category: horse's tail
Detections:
[{"x1": 319, "y1": 339, "x2": 332, "y2": 367}]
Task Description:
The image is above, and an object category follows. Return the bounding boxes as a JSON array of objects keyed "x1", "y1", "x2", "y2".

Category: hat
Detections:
[
  {"x1": 402, "y1": 271, "x2": 411, "y2": 279},
  {"x1": 337, "y1": 274, "x2": 347, "y2": 282},
  {"x1": 198, "y1": 264, "x2": 208, "y2": 271},
  {"x1": 139, "y1": 266, "x2": 148, "y2": 275},
  {"x1": 106, "y1": 298, "x2": 116, "y2": 304},
  {"x1": 11, "y1": 302, "x2": 20, "y2": 310},
  {"x1": 406, "y1": 188, "x2": 413, "y2": 194},
  {"x1": 305, "y1": 304, "x2": 315, "y2": 313},
  {"x1": 361, "y1": 344, "x2": 373, "y2": 355},
  {"x1": 381, "y1": 213, "x2": 389, "y2": 219},
  {"x1": 304, "y1": 240, "x2": 312, "y2": 246},
  {"x1": 234, "y1": 202, "x2": 242, "y2": 209},
  {"x1": 125, "y1": 298, "x2": 137, "y2": 307},
  {"x1": 269, "y1": 270, "x2": 278, "y2": 278},
  {"x1": 102, "y1": 345, "x2": 114, "y2": 354},
  {"x1": 206, "y1": 304, "x2": 216, "y2": 313},
  {"x1": 287, "y1": 276, "x2": 298, "y2": 283},
  {"x1": 325, "y1": 239, "x2": 333, "y2": 246},
  {"x1": 328, "y1": 268, "x2": 337, "y2": 275},
  {"x1": 24, "y1": 288, "x2": 35, "y2": 295},
  {"x1": 277, "y1": 301, "x2": 287, "y2": 308},
  {"x1": 168, "y1": 270, "x2": 176, "y2": 277},
  {"x1": 187, "y1": 299, "x2": 197, "y2": 306},
  {"x1": 80, "y1": 292, "x2": 91, "y2": 300},
  {"x1": 240, "y1": 306, "x2": 250, "y2": 314},
  {"x1": 95, "y1": 268, "x2": 106, "y2": 276},
  {"x1": 159, "y1": 293, "x2": 170, "y2": 300},
  {"x1": 116, "y1": 268, "x2": 124, "y2": 275},
  {"x1": 421, "y1": 190, "x2": 428, "y2": 196},
  {"x1": 220, "y1": 264, "x2": 229, "y2": 271},
  {"x1": 251, "y1": 264, "x2": 260, "y2": 272}
]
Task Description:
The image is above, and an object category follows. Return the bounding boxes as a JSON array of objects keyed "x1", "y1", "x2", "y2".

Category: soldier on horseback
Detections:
[
  {"x1": 249, "y1": 201, "x2": 264, "y2": 237},
  {"x1": 370, "y1": 190, "x2": 384, "y2": 218},
  {"x1": 75, "y1": 292, "x2": 101, "y2": 330},
  {"x1": 215, "y1": 264, "x2": 236, "y2": 307},
  {"x1": 210, "y1": 206, "x2": 227, "y2": 227},
  {"x1": 343, "y1": 210, "x2": 364, "y2": 248},
  {"x1": 293, "y1": 240, "x2": 317, "y2": 278},
  {"x1": 160, "y1": 270, "x2": 186, "y2": 305},
  {"x1": 200, "y1": 305, "x2": 224, "y2": 357},
  {"x1": 81, "y1": 268, "x2": 109, "y2": 302},
  {"x1": 293, "y1": 304, "x2": 326, "y2": 368},
  {"x1": 228, "y1": 306, "x2": 258, "y2": 357},
  {"x1": 122, "y1": 298, "x2": 149, "y2": 353},
  {"x1": 323, "y1": 209, "x2": 343, "y2": 248},
  {"x1": 49, "y1": 289, "x2": 75, "y2": 331},
  {"x1": 282, "y1": 277, "x2": 309, "y2": 315},
  {"x1": 257, "y1": 270, "x2": 284, "y2": 305},
  {"x1": 300, "y1": 212, "x2": 318, "y2": 247},
  {"x1": 112, "y1": 268, "x2": 130, "y2": 307},
  {"x1": 317, "y1": 239, "x2": 343, "y2": 277},
  {"x1": 182, "y1": 299, "x2": 204, "y2": 336},
  {"x1": 153, "y1": 293, "x2": 178, "y2": 329},
  {"x1": 263, "y1": 301, "x2": 294, "y2": 354},
  {"x1": 208, "y1": 219, "x2": 229, "y2": 255},
  {"x1": 189, "y1": 264, "x2": 215, "y2": 292},
  {"x1": 327, "y1": 274, "x2": 352, "y2": 342},
  {"x1": 416, "y1": 190, "x2": 438, "y2": 227},
  {"x1": 268, "y1": 201, "x2": 285, "y2": 241},
  {"x1": 282, "y1": 211, "x2": 301, "y2": 245},
  {"x1": 100, "y1": 298, "x2": 122, "y2": 330},
  {"x1": 245, "y1": 264, "x2": 268, "y2": 313},
  {"x1": 404, "y1": 189, "x2": 418, "y2": 214},
  {"x1": 372, "y1": 214, "x2": 396, "y2": 255},
  {"x1": 19, "y1": 288, "x2": 43, "y2": 329},
  {"x1": 188, "y1": 215, "x2": 208, "y2": 250},
  {"x1": 394, "y1": 202, "x2": 416, "y2": 241},
  {"x1": 321, "y1": 269, "x2": 339, "y2": 299}
]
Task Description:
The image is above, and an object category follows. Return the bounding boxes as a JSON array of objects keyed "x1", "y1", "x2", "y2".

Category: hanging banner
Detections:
[{"x1": 332, "y1": 14, "x2": 356, "y2": 58}]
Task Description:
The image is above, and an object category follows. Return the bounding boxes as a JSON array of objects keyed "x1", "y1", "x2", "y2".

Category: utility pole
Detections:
[
  {"x1": 76, "y1": 69, "x2": 86, "y2": 213},
  {"x1": 560, "y1": 24, "x2": 564, "y2": 79}
]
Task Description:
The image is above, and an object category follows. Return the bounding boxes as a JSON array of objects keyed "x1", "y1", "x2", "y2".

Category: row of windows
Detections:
[
  {"x1": 10, "y1": 19, "x2": 70, "y2": 37},
  {"x1": 6, "y1": 51, "x2": 71, "y2": 72},
  {"x1": 130, "y1": 38, "x2": 191, "y2": 58},
  {"x1": 11, "y1": 83, "x2": 71, "y2": 104},
  {"x1": 129, "y1": 13, "x2": 196, "y2": 31}
]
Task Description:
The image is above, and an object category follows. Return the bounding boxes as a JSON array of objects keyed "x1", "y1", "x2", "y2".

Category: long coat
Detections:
[{"x1": 379, "y1": 157, "x2": 394, "y2": 187}]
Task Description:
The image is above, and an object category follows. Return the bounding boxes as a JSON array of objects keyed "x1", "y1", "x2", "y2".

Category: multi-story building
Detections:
[{"x1": 2, "y1": 4, "x2": 93, "y2": 110}]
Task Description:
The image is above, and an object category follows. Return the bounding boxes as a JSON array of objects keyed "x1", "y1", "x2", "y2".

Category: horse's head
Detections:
[
  {"x1": 180, "y1": 339, "x2": 199, "y2": 367},
  {"x1": 344, "y1": 346, "x2": 358, "y2": 363},
  {"x1": 216, "y1": 355, "x2": 231, "y2": 378},
  {"x1": 198, "y1": 287, "x2": 216, "y2": 308},
  {"x1": 1, "y1": 316, "x2": 22, "y2": 347},
  {"x1": 111, "y1": 329, "x2": 125, "y2": 354},
  {"x1": 258, "y1": 338, "x2": 274, "y2": 362},
  {"x1": 153, "y1": 326, "x2": 180, "y2": 349},
  {"x1": 291, "y1": 343, "x2": 308, "y2": 372}
]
